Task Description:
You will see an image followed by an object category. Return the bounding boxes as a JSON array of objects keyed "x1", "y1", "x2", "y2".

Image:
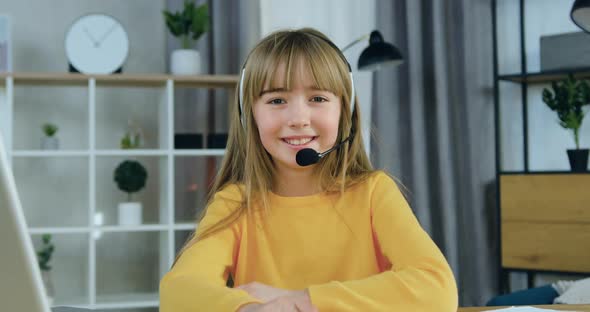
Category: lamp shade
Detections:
[
  {"x1": 357, "y1": 31, "x2": 404, "y2": 71},
  {"x1": 572, "y1": 0, "x2": 590, "y2": 33}
]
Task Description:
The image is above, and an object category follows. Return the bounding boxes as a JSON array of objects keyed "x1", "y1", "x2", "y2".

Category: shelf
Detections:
[
  {"x1": 173, "y1": 149, "x2": 226, "y2": 156},
  {"x1": 95, "y1": 149, "x2": 168, "y2": 156},
  {"x1": 96, "y1": 224, "x2": 169, "y2": 232},
  {"x1": 2, "y1": 71, "x2": 228, "y2": 309},
  {"x1": 63, "y1": 293, "x2": 159, "y2": 310},
  {"x1": 174, "y1": 223, "x2": 198, "y2": 231},
  {"x1": 29, "y1": 227, "x2": 90, "y2": 234},
  {"x1": 12, "y1": 150, "x2": 89, "y2": 157},
  {"x1": 91, "y1": 293, "x2": 160, "y2": 309},
  {"x1": 54, "y1": 293, "x2": 160, "y2": 311},
  {"x1": 0, "y1": 72, "x2": 239, "y2": 88},
  {"x1": 498, "y1": 66, "x2": 590, "y2": 84},
  {"x1": 51, "y1": 296, "x2": 89, "y2": 309},
  {"x1": 500, "y1": 170, "x2": 590, "y2": 175},
  {"x1": 10, "y1": 149, "x2": 226, "y2": 157},
  {"x1": 29, "y1": 223, "x2": 198, "y2": 234}
]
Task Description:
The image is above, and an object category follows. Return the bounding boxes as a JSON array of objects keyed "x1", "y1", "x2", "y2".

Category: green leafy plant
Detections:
[
  {"x1": 42, "y1": 123, "x2": 58, "y2": 137},
  {"x1": 163, "y1": 1, "x2": 209, "y2": 49},
  {"x1": 114, "y1": 160, "x2": 148, "y2": 201},
  {"x1": 37, "y1": 234, "x2": 55, "y2": 271},
  {"x1": 542, "y1": 74, "x2": 590, "y2": 149}
]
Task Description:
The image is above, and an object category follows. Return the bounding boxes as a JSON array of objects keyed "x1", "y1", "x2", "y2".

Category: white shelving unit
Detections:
[{"x1": 0, "y1": 72, "x2": 237, "y2": 310}]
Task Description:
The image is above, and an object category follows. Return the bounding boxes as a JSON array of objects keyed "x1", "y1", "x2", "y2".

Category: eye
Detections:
[
  {"x1": 311, "y1": 96, "x2": 328, "y2": 102},
  {"x1": 267, "y1": 98, "x2": 286, "y2": 105}
]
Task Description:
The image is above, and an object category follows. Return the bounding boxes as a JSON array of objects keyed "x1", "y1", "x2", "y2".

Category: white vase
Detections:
[
  {"x1": 41, "y1": 136, "x2": 59, "y2": 150},
  {"x1": 171, "y1": 49, "x2": 201, "y2": 75},
  {"x1": 118, "y1": 202, "x2": 142, "y2": 225}
]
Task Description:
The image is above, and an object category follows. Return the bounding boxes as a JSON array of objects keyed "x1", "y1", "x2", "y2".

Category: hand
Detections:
[
  {"x1": 236, "y1": 281, "x2": 293, "y2": 302},
  {"x1": 237, "y1": 292, "x2": 318, "y2": 312}
]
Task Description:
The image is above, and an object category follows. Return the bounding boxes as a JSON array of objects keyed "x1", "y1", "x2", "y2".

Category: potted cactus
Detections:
[
  {"x1": 163, "y1": 1, "x2": 209, "y2": 75},
  {"x1": 114, "y1": 160, "x2": 148, "y2": 225},
  {"x1": 542, "y1": 74, "x2": 590, "y2": 172},
  {"x1": 41, "y1": 123, "x2": 59, "y2": 150}
]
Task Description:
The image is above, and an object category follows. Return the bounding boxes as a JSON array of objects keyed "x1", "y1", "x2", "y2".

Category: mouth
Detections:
[{"x1": 281, "y1": 136, "x2": 318, "y2": 147}]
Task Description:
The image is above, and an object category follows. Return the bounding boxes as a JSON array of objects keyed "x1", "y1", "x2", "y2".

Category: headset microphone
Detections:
[{"x1": 295, "y1": 133, "x2": 353, "y2": 166}]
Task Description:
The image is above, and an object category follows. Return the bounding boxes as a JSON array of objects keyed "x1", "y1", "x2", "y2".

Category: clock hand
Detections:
[
  {"x1": 83, "y1": 27, "x2": 99, "y2": 47},
  {"x1": 96, "y1": 23, "x2": 119, "y2": 46}
]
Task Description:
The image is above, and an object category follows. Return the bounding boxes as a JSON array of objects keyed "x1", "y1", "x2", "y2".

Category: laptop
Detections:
[{"x1": 0, "y1": 133, "x2": 98, "y2": 311}]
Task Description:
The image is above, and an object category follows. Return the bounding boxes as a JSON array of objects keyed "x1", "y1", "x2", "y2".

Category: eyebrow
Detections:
[{"x1": 259, "y1": 86, "x2": 327, "y2": 97}]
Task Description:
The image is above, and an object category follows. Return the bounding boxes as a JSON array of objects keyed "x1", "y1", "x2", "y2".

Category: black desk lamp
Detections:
[
  {"x1": 571, "y1": 0, "x2": 590, "y2": 33},
  {"x1": 342, "y1": 30, "x2": 404, "y2": 71}
]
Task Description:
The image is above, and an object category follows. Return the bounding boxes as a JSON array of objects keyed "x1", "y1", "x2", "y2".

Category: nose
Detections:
[{"x1": 287, "y1": 99, "x2": 310, "y2": 128}]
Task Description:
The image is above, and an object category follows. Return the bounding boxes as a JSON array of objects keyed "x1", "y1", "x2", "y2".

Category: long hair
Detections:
[{"x1": 175, "y1": 28, "x2": 375, "y2": 263}]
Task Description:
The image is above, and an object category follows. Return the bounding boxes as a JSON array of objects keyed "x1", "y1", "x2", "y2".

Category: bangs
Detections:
[{"x1": 246, "y1": 32, "x2": 350, "y2": 102}]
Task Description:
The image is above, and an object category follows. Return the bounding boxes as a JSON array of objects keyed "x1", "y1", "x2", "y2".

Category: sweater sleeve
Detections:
[
  {"x1": 159, "y1": 186, "x2": 262, "y2": 312},
  {"x1": 308, "y1": 173, "x2": 458, "y2": 311}
]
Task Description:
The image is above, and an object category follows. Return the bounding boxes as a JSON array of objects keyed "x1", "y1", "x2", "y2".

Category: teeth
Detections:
[{"x1": 284, "y1": 137, "x2": 313, "y2": 145}]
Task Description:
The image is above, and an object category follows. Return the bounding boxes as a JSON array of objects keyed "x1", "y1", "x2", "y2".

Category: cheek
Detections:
[
  {"x1": 325, "y1": 118, "x2": 341, "y2": 142},
  {"x1": 252, "y1": 108, "x2": 280, "y2": 145},
  {"x1": 322, "y1": 108, "x2": 342, "y2": 142}
]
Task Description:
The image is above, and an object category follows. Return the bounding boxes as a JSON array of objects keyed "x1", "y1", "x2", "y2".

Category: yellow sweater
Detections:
[{"x1": 160, "y1": 171, "x2": 458, "y2": 311}]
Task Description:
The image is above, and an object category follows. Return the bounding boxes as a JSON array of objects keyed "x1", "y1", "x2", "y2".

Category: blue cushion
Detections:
[{"x1": 486, "y1": 285, "x2": 559, "y2": 306}]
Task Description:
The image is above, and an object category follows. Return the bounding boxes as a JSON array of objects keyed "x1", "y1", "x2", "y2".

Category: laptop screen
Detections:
[{"x1": 0, "y1": 132, "x2": 52, "y2": 312}]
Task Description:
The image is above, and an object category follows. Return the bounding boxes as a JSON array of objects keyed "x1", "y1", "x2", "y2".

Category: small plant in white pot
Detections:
[
  {"x1": 114, "y1": 160, "x2": 148, "y2": 225},
  {"x1": 120, "y1": 120, "x2": 143, "y2": 149},
  {"x1": 163, "y1": 1, "x2": 209, "y2": 75},
  {"x1": 36, "y1": 234, "x2": 55, "y2": 306},
  {"x1": 41, "y1": 123, "x2": 59, "y2": 150}
]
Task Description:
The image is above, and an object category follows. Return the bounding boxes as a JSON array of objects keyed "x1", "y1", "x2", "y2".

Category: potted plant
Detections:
[
  {"x1": 114, "y1": 160, "x2": 148, "y2": 225},
  {"x1": 163, "y1": 1, "x2": 209, "y2": 75},
  {"x1": 542, "y1": 74, "x2": 590, "y2": 172},
  {"x1": 120, "y1": 120, "x2": 143, "y2": 149},
  {"x1": 36, "y1": 234, "x2": 55, "y2": 305},
  {"x1": 41, "y1": 123, "x2": 59, "y2": 150}
]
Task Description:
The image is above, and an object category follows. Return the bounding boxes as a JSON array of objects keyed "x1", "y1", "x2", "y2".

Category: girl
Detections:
[{"x1": 160, "y1": 28, "x2": 458, "y2": 312}]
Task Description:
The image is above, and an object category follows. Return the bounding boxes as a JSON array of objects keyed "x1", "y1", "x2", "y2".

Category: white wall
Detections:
[{"x1": 259, "y1": 0, "x2": 376, "y2": 155}]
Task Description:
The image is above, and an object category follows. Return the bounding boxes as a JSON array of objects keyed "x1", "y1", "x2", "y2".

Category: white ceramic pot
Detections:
[
  {"x1": 171, "y1": 49, "x2": 201, "y2": 75},
  {"x1": 41, "y1": 136, "x2": 59, "y2": 150},
  {"x1": 118, "y1": 202, "x2": 142, "y2": 225}
]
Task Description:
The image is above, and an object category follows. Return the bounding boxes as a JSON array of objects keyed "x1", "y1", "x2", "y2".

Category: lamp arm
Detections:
[{"x1": 341, "y1": 33, "x2": 371, "y2": 52}]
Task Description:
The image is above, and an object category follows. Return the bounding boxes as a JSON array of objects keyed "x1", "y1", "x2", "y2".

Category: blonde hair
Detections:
[{"x1": 175, "y1": 28, "x2": 375, "y2": 263}]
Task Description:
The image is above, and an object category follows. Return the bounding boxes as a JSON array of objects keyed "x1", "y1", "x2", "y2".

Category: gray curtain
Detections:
[
  {"x1": 372, "y1": 0, "x2": 497, "y2": 306},
  {"x1": 165, "y1": 0, "x2": 260, "y2": 220}
]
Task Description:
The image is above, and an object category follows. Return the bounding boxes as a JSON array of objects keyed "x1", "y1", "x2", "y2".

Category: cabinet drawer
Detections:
[
  {"x1": 500, "y1": 174, "x2": 590, "y2": 272},
  {"x1": 500, "y1": 174, "x2": 590, "y2": 223}
]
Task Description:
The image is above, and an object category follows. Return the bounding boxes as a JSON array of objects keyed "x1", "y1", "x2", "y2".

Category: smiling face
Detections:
[{"x1": 252, "y1": 59, "x2": 341, "y2": 174}]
